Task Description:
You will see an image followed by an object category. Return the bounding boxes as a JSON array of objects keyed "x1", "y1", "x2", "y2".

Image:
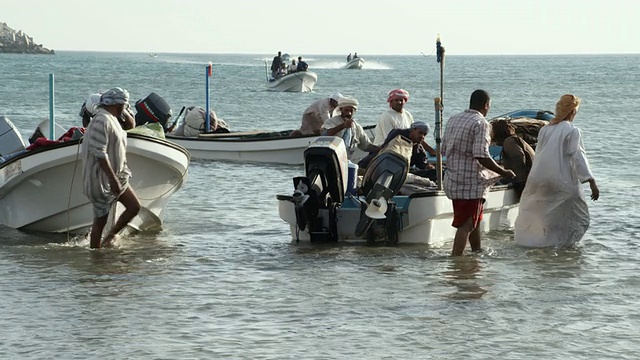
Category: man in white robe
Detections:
[
  {"x1": 82, "y1": 87, "x2": 141, "y2": 248},
  {"x1": 515, "y1": 94, "x2": 600, "y2": 248},
  {"x1": 321, "y1": 96, "x2": 379, "y2": 159}
]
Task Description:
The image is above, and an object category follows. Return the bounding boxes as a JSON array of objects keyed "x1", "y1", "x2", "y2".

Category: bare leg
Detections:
[
  {"x1": 452, "y1": 217, "x2": 474, "y2": 256},
  {"x1": 469, "y1": 225, "x2": 482, "y2": 252},
  {"x1": 90, "y1": 215, "x2": 109, "y2": 248},
  {"x1": 101, "y1": 187, "x2": 141, "y2": 247}
]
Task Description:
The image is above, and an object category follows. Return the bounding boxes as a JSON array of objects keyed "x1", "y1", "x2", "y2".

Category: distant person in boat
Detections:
[
  {"x1": 296, "y1": 56, "x2": 309, "y2": 71},
  {"x1": 288, "y1": 59, "x2": 297, "y2": 73},
  {"x1": 347, "y1": 53, "x2": 352, "y2": 62},
  {"x1": 290, "y1": 93, "x2": 342, "y2": 137},
  {"x1": 353, "y1": 53, "x2": 358, "y2": 59},
  {"x1": 169, "y1": 106, "x2": 230, "y2": 137},
  {"x1": 321, "y1": 96, "x2": 379, "y2": 159},
  {"x1": 373, "y1": 88, "x2": 436, "y2": 156},
  {"x1": 358, "y1": 121, "x2": 433, "y2": 172},
  {"x1": 79, "y1": 93, "x2": 135, "y2": 130},
  {"x1": 270, "y1": 51, "x2": 283, "y2": 78},
  {"x1": 277, "y1": 63, "x2": 288, "y2": 77},
  {"x1": 82, "y1": 87, "x2": 141, "y2": 249},
  {"x1": 442, "y1": 89, "x2": 515, "y2": 256},
  {"x1": 514, "y1": 94, "x2": 599, "y2": 248},
  {"x1": 491, "y1": 119, "x2": 535, "y2": 198}
]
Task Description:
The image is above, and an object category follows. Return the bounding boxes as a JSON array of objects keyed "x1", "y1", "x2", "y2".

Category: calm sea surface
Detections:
[{"x1": 0, "y1": 51, "x2": 639, "y2": 359}]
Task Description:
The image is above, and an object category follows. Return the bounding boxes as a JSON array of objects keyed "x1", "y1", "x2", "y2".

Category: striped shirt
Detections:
[
  {"x1": 442, "y1": 109, "x2": 499, "y2": 199},
  {"x1": 82, "y1": 108, "x2": 131, "y2": 215}
]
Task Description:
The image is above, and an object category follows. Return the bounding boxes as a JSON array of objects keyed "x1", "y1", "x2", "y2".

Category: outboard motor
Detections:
[
  {"x1": 292, "y1": 136, "x2": 348, "y2": 242},
  {"x1": 0, "y1": 115, "x2": 26, "y2": 157},
  {"x1": 134, "y1": 92, "x2": 173, "y2": 130},
  {"x1": 355, "y1": 135, "x2": 412, "y2": 242}
]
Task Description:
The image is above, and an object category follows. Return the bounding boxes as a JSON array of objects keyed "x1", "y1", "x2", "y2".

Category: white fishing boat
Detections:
[
  {"x1": 276, "y1": 136, "x2": 519, "y2": 246},
  {"x1": 0, "y1": 115, "x2": 190, "y2": 234},
  {"x1": 167, "y1": 130, "x2": 318, "y2": 165},
  {"x1": 166, "y1": 125, "x2": 376, "y2": 165},
  {"x1": 342, "y1": 57, "x2": 365, "y2": 69},
  {"x1": 266, "y1": 71, "x2": 318, "y2": 92}
]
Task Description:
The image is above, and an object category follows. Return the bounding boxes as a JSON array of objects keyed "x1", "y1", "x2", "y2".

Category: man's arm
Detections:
[
  {"x1": 324, "y1": 119, "x2": 352, "y2": 136},
  {"x1": 477, "y1": 157, "x2": 515, "y2": 179}
]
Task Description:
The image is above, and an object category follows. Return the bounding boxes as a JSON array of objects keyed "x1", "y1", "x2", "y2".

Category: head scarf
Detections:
[
  {"x1": 337, "y1": 96, "x2": 359, "y2": 112},
  {"x1": 99, "y1": 87, "x2": 130, "y2": 106},
  {"x1": 79, "y1": 93, "x2": 102, "y2": 117},
  {"x1": 330, "y1": 92, "x2": 343, "y2": 102},
  {"x1": 411, "y1": 121, "x2": 430, "y2": 134},
  {"x1": 549, "y1": 94, "x2": 580, "y2": 124},
  {"x1": 387, "y1": 88, "x2": 409, "y2": 103}
]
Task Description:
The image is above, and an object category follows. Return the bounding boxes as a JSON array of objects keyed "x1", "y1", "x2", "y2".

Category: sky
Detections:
[{"x1": 0, "y1": 0, "x2": 638, "y2": 55}]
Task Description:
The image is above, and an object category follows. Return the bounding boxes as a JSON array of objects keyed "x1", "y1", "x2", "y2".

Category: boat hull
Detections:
[
  {"x1": 277, "y1": 186, "x2": 519, "y2": 246},
  {"x1": 343, "y1": 58, "x2": 365, "y2": 69},
  {"x1": 266, "y1": 71, "x2": 318, "y2": 92},
  {"x1": 167, "y1": 132, "x2": 318, "y2": 165},
  {"x1": 0, "y1": 134, "x2": 190, "y2": 234},
  {"x1": 165, "y1": 125, "x2": 375, "y2": 165}
]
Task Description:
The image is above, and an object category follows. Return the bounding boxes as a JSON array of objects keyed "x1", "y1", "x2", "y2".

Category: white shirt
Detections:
[{"x1": 373, "y1": 108, "x2": 414, "y2": 145}]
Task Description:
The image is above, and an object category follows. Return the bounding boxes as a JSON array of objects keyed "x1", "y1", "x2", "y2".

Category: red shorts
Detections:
[{"x1": 452, "y1": 199, "x2": 484, "y2": 228}]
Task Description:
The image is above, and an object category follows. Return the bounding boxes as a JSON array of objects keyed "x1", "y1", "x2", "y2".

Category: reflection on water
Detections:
[
  {"x1": 442, "y1": 256, "x2": 488, "y2": 301},
  {"x1": 526, "y1": 247, "x2": 585, "y2": 279}
]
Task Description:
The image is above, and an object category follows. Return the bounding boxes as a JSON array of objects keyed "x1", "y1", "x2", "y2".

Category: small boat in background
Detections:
[
  {"x1": 342, "y1": 57, "x2": 365, "y2": 69},
  {"x1": 266, "y1": 71, "x2": 318, "y2": 92}
]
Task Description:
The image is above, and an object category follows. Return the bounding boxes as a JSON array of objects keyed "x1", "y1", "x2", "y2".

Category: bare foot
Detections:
[{"x1": 101, "y1": 234, "x2": 118, "y2": 248}]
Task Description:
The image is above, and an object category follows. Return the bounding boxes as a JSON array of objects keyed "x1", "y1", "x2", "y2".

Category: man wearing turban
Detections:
[
  {"x1": 321, "y1": 96, "x2": 379, "y2": 159},
  {"x1": 82, "y1": 87, "x2": 141, "y2": 248},
  {"x1": 514, "y1": 94, "x2": 600, "y2": 248},
  {"x1": 290, "y1": 93, "x2": 343, "y2": 137},
  {"x1": 373, "y1": 89, "x2": 414, "y2": 146}
]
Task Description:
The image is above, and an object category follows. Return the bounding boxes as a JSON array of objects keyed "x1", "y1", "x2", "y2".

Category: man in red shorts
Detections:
[{"x1": 442, "y1": 90, "x2": 515, "y2": 256}]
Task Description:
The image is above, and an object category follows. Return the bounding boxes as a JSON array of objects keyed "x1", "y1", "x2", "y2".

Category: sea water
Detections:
[{"x1": 0, "y1": 52, "x2": 639, "y2": 359}]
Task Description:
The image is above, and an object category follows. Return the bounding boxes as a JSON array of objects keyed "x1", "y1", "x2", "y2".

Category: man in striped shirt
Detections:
[
  {"x1": 82, "y1": 87, "x2": 141, "y2": 248},
  {"x1": 442, "y1": 90, "x2": 515, "y2": 256}
]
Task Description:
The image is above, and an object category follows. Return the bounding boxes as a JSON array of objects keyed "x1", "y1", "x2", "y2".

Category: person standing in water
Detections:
[
  {"x1": 514, "y1": 94, "x2": 599, "y2": 248},
  {"x1": 82, "y1": 87, "x2": 141, "y2": 248}
]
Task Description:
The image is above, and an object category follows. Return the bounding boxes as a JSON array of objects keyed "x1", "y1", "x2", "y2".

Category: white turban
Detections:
[
  {"x1": 337, "y1": 96, "x2": 359, "y2": 111},
  {"x1": 100, "y1": 87, "x2": 130, "y2": 106}
]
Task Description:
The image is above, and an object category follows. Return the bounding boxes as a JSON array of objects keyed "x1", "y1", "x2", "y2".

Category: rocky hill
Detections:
[{"x1": 0, "y1": 22, "x2": 54, "y2": 54}]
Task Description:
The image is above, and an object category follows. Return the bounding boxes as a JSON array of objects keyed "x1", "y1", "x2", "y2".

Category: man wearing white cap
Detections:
[
  {"x1": 290, "y1": 93, "x2": 343, "y2": 136},
  {"x1": 321, "y1": 96, "x2": 379, "y2": 158},
  {"x1": 82, "y1": 87, "x2": 141, "y2": 249}
]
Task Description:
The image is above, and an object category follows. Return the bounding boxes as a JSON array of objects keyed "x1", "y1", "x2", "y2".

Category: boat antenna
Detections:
[
  {"x1": 48, "y1": 73, "x2": 55, "y2": 140},
  {"x1": 434, "y1": 34, "x2": 445, "y2": 190},
  {"x1": 205, "y1": 62, "x2": 212, "y2": 133}
]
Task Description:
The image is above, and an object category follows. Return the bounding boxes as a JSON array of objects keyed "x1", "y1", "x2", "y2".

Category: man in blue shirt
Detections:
[{"x1": 296, "y1": 56, "x2": 309, "y2": 71}]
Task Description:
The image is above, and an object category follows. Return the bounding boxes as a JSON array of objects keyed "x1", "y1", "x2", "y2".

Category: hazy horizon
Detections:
[{"x1": 1, "y1": 0, "x2": 636, "y2": 56}]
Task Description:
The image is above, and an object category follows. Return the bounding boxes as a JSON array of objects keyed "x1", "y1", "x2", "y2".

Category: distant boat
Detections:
[
  {"x1": 150, "y1": 53, "x2": 158, "y2": 58},
  {"x1": 266, "y1": 71, "x2": 318, "y2": 92},
  {"x1": 342, "y1": 57, "x2": 365, "y2": 69}
]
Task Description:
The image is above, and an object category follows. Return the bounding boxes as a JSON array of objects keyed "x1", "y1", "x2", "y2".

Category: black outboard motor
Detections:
[
  {"x1": 354, "y1": 135, "x2": 412, "y2": 241},
  {"x1": 134, "y1": 92, "x2": 173, "y2": 130},
  {"x1": 292, "y1": 137, "x2": 348, "y2": 242}
]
